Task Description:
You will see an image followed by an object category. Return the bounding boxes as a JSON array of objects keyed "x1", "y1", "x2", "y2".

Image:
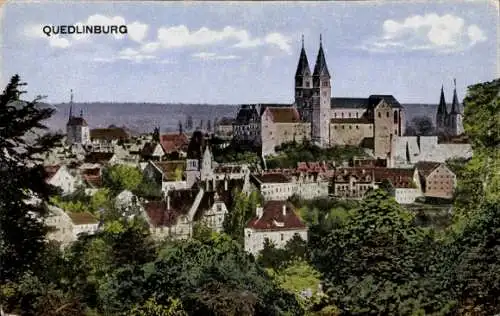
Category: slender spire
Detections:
[
  {"x1": 450, "y1": 78, "x2": 460, "y2": 114},
  {"x1": 69, "y1": 89, "x2": 73, "y2": 119},
  {"x1": 80, "y1": 109, "x2": 83, "y2": 117},
  {"x1": 436, "y1": 84, "x2": 447, "y2": 130},
  {"x1": 313, "y1": 34, "x2": 330, "y2": 77},
  {"x1": 295, "y1": 35, "x2": 311, "y2": 77}
]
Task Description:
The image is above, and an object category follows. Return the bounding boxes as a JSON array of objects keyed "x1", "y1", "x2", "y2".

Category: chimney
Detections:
[
  {"x1": 282, "y1": 203, "x2": 286, "y2": 216},
  {"x1": 224, "y1": 178, "x2": 228, "y2": 191},
  {"x1": 167, "y1": 194, "x2": 171, "y2": 210},
  {"x1": 256, "y1": 205, "x2": 263, "y2": 219}
]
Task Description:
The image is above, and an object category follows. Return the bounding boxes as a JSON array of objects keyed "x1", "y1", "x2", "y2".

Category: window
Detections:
[
  {"x1": 378, "y1": 112, "x2": 381, "y2": 118},
  {"x1": 356, "y1": 125, "x2": 359, "y2": 129},
  {"x1": 281, "y1": 233, "x2": 284, "y2": 241},
  {"x1": 394, "y1": 111, "x2": 398, "y2": 123},
  {"x1": 341, "y1": 112, "x2": 345, "y2": 118},
  {"x1": 306, "y1": 81, "x2": 311, "y2": 87},
  {"x1": 349, "y1": 125, "x2": 352, "y2": 129},
  {"x1": 322, "y1": 81, "x2": 328, "y2": 87},
  {"x1": 342, "y1": 126, "x2": 345, "y2": 129},
  {"x1": 348, "y1": 113, "x2": 351, "y2": 118},
  {"x1": 356, "y1": 112, "x2": 359, "y2": 118},
  {"x1": 386, "y1": 112, "x2": 390, "y2": 118}
]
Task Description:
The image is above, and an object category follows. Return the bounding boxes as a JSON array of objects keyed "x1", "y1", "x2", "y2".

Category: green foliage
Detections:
[
  {"x1": 146, "y1": 233, "x2": 303, "y2": 315},
  {"x1": 258, "y1": 234, "x2": 308, "y2": 270},
  {"x1": 192, "y1": 221, "x2": 215, "y2": 242},
  {"x1": 102, "y1": 164, "x2": 143, "y2": 195},
  {"x1": 212, "y1": 143, "x2": 261, "y2": 165},
  {"x1": 0, "y1": 75, "x2": 63, "y2": 285},
  {"x1": 267, "y1": 142, "x2": 366, "y2": 169},
  {"x1": 128, "y1": 297, "x2": 187, "y2": 316},
  {"x1": 223, "y1": 190, "x2": 263, "y2": 244},
  {"x1": 310, "y1": 190, "x2": 446, "y2": 314}
]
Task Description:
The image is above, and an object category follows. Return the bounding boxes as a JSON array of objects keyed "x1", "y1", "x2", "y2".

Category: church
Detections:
[{"x1": 233, "y1": 35, "x2": 406, "y2": 159}]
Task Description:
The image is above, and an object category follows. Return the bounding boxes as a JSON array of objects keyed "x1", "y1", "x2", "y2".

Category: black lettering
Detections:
[
  {"x1": 85, "y1": 25, "x2": 92, "y2": 34},
  {"x1": 52, "y1": 26, "x2": 60, "y2": 35},
  {"x1": 95, "y1": 26, "x2": 101, "y2": 34},
  {"x1": 42, "y1": 25, "x2": 51, "y2": 36},
  {"x1": 68, "y1": 25, "x2": 75, "y2": 34},
  {"x1": 110, "y1": 25, "x2": 118, "y2": 34},
  {"x1": 119, "y1": 25, "x2": 127, "y2": 34},
  {"x1": 60, "y1": 25, "x2": 67, "y2": 34}
]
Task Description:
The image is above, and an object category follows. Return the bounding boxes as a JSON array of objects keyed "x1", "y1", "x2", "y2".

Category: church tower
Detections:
[
  {"x1": 66, "y1": 89, "x2": 90, "y2": 146},
  {"x1": 294, "y1": 35, "x2": 313, "y2": 122},
  {"x1": 448, "y1": 79, "x2": 464, "y2": 136},
  {"x1": 436, "y1": 85, "x2": 448, "y2": 135},
  {"x1": 311, "y1": 35, "x2": 331, "y2": 147}
]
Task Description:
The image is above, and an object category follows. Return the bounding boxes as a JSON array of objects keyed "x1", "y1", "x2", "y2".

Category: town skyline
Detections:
[{"x1": 1, "y1": 1, "x2": 497, "y2": 104}]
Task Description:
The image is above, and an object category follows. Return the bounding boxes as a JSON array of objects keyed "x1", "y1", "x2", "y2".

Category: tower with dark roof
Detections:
[
  {"x1": 448, "y1": 79, "x2": 464, "y2": 136},
  {"x1": 65, "y1": 89, "x2": 90, "y2": 146},
  {"x1": 311, "y1": 34, "x2": 331, "y2": 147},
  {"x1": 294, "y1": 35, "x2": 313, "y2": 122},
  {"x1": 436, "y1": 85, "x2": 448, "y2": 134}
]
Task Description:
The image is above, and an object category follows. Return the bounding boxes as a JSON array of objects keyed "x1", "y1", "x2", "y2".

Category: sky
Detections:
[{"x1": 1, "y1": 0, "x2": 498, "y2": 104}]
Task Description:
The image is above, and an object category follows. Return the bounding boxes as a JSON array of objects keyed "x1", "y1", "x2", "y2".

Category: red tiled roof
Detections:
[
  {"x1": 67, "y1": 117, "x2": 88, "y2": 126},
  {"x1": 84, "y1": 176, "x2": 102, "y2": 188},
  {"x1": 253, "y1": 173, "x2": 291, "y2": 183},
  {"x1": 160, "y1": 133, "x2": 189, "y2": 153},
  {"x1": 67, "y1": 212, "x2": 98, "y2": 225},
  {"x1": 373, "y1": 168, "x2": 415, "y2": 188},
  {"x1": 334, "y1": 168, "x2": 375, "y2": 183},
  {"x1": 247, "y1": 201, "x2": 306, "y2": 231},
  {"x1": 81, "y1": 167, "x2": 101, "y2": 177},
  {"x1": 266, "y1": 107, "x2": 301, "y2": 123},
  {"x1": 90, "y1": 128, "x2": 129, "y2": 141}
]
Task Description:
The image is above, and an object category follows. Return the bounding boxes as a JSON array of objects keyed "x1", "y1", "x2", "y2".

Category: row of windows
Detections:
[
  {"x1": 377, "y1": 111, "x2": 399, "y2": 124},
  {"x1": 333, "y1": 125, "x2": 370, "y2": 130},
  {"x1": 334, "y1": 112, "x2": 360, "y2": 118}
]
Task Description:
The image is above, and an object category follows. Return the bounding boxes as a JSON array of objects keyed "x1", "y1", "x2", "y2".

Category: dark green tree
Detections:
[{"x1": 0, "y1": 75, "x2": 63, "y2": 285}]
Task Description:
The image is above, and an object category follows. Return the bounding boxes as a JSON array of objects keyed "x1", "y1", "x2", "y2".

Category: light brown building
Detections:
[{"x1": 415, "y1": 161, "x2": 456, "y2": 199}]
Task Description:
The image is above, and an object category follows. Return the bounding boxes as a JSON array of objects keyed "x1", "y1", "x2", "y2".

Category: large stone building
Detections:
[{"x1": 233, "y1": 36, "x2": 405, "y2": 158}]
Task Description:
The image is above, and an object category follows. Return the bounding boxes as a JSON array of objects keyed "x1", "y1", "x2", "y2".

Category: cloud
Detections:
[
  {"x1": 363, "y1": 13, "x2": 487, "y2": 53},
  {"x1": 192, "y1": 52, "x2": 241, "y2": 60},
  {"x1": 118, "y1": 48, "x2": 156, "y2": 62},
  {"x1": 128, "y1": 21, "x2": 148, "y2": 42},
  {"x1": 49, "y1": 36, "x2": 71, "y2": 48},
  {"x1": 157, "y1": 25, "x2": 291, "y2": 53}
]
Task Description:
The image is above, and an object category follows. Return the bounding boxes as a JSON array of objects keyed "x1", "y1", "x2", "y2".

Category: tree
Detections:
[
  {"x1": 145, "y1": 234, "x2": 303, "y2": 315},
  {"x1": 128, "y1": 297, "x2": 187, "y2": 316},
  {"x1": 102, "y1": 164, "x2": 143, "y2": 195},
  {"x1": 411, "y1": 116, "x2": 435, "y2": 136},
  {"x1": 311, "y1": 190, "x2": 441, "y2": 314},
  {"x1": 223, "y1": 190, "x2": 262, "y2": 244},
  {"x1": 0, "y1": 75, "x2": 63, "y2": 286}
]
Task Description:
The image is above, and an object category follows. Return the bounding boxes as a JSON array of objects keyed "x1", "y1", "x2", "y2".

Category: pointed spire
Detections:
[
  {"x1": 295, "y1": 35, "x2": 311, "y2": 77},
  {"x1": 69, "y1": 89, "x2": 73, "y2": 119},
  {"x1": 450, "y1": 78, "x2": 460, "y2": 114},
  {"x1": 313, "y1": 34, "x2": 330, "y2": 78},
  {"x1": 436, "y1": 84, "x2": 448, "y2": 129}
]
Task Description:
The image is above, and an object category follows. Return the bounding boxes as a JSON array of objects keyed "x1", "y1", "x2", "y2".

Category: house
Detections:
[
  {"x1": 140, "y1": 142, "x2": 165, "y2": 161},
  {"x1": 290, "y1": 172, "x2": 329, "y2": 200},
  {"x1": 415, "y1": 161, "x2": 456, "y2": 199},
  {"x1": 244, "y1": 200, "x2": 308, "y2": 255},
  {"x1": 142, "y1": 188, "x2": 205, "y2": 240},
  {"x1": 251, "y1": 173, "x2": 296, "y2": 201},
  {"x1": 45, "y1": 206, "x2": 99, "y2": 246},
  {"x1": 160, "y1": 133, "x2": 189, "y2": 156},
  {"x1": 84, "y1": 152, "x2": 118, "y2": 165},
  {"x1": 332, "y1": 168, "x2": 376, "y2": 199},
  {"x1": 77, "y1": 167, "x2": 103, "y2": 195},
  {"x1": 115, "y1": 190, "x2": 143, "y2": 218},
  {"x1": 67, "y1": 212, "x2": 100, "y2": 237},
  {"x1": 90, "y1": 127, "x2": 130, "y2": 147},
  {"x1": 143, "y1": 160, "x2": 187, "y2": 192},
  {"x1": 44, "y1": 165, "x2": 80, "y2": 195},
  {"x1": 373, "y1": 168, "x2": 421, "y2": 204}
]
